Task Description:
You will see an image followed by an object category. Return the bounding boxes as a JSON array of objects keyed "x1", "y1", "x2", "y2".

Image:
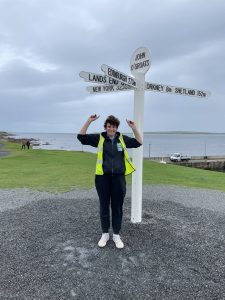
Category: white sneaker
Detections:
[
  {"x1": 98, "y1": 233, "x2": 109, "y2": 247},
  {"x1": 113, "y1": 234, "x2": 124, "y2": 249}
]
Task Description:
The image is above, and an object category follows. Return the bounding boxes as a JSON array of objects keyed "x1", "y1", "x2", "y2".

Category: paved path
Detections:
[
  {"x1": 1, "y1": 185, "x2": 225, "y2": 299},
  {"x1": 0, "y1": 143, "x2": 9, "y2": 157}
]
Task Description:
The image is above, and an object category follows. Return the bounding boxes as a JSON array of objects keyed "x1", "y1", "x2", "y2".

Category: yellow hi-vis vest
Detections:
[{"x1": 95, "y1": 133, "x2": 136, "y2": 176}]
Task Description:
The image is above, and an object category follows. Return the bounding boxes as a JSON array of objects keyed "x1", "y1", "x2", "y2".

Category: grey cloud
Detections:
[
  {"x1": 0, "y1": 60, "x2": 68, "y2": 89},
  {"x1": 0, "y1": 0, "x2": 224, "y2": 133}
]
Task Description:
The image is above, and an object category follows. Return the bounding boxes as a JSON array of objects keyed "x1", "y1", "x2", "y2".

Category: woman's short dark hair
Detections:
[{"x1": 104, "y1": 115, "x2": 120, "y2": 129}]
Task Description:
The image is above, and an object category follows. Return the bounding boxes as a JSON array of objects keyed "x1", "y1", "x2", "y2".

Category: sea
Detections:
[{"x1": 10, "y1": 132, "x2": 225, "y2": 158}]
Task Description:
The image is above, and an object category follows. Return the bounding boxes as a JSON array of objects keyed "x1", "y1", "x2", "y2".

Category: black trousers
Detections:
[{"x1": 95, "y1": 174, "x2": 126, "y2": 234}]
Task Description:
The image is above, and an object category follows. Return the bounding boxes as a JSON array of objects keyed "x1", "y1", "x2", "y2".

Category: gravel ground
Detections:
[{"x1": 1, "y1": 185, "x2": 225, "y2": 299}]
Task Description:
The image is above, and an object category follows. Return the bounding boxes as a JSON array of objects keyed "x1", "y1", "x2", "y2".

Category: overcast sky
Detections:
[{"x1": 0, "y1": 0, "x2": 225, "y2": 133}]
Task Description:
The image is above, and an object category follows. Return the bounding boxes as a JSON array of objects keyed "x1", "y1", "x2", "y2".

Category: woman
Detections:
[{"x1": 77, "y1": 115, "x2": 142, "y2": 249}]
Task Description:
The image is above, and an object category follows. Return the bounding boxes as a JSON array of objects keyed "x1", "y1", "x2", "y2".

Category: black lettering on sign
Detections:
[
  {"x1": 147, "y1": 83, "x2": 163, "y2": 92},
  {"x1": 187, "y1": 89, "x2": 195, "y2": 96},
  {"x1": 144, "y1": 60, "x2": 149, "y2": 66},
  {"x1": 146, "y1": 83, "x2": 153, "y2": 90},
  {"x1": 135, "y1": 63, "x2": 141, "y2": 70},
  {"x1": 135, "y1": 52, "x2": 146, "y2": 61},
  {"x1": 108, "y1": 68, "x2": 127, "y2": 83},
  {"x1": 128, "y1": 78, "x2": 136, "y2": 86},
  {"x1": 108, "y1": 68, "x2": 112, "y2": 76},
  {"x1": 175, "y1": 88, "x2": 182, "y2": 94},
  {"x1": 197, "y1": 90, "x2": 206, "y2": 97},
  {"x1": 180, "y1": 89, "x2": 195, "y2": 95},
  {"x1": 166, "y1": 86, "x2": 172, "y2": 93},
  {"x1": 112, "y1": 70, "x2": 118, "y2": 78},
  {"x1": 118, "y1": 85, "x2": 131, "y2": 91},
  {"x1": 93, "y1": 86, "x2": 101, "y2": 92},
  {"x1": 90, "y1": 74, "x2": 106, "y2": 84},
  {"x1": 120, "y1": 73, "x2": 127, "y2": 82},
  {"x1": 158, "y1": 85, "x2": 163, "y2": 92},
  {"x1": 109, "y1": 68, "x2": 117, "y2": 78},
  {"x1": 108, "y1": 67, "x2": 135, "y2": 86},
  {"x1": 134, "y1": 59, "x2": 149, "y2": 70},
  {"x1": 176, "y1": 88, "x2": 196, "y2": 96},
  {"x1": 103, "y1": 86, "x2": 114, "y2": 92},
  {"x1": 109, "y1": 77, "x2": 119, "y2": 85}
]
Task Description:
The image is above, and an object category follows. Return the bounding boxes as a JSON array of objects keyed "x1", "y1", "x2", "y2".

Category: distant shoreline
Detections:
[
  {"x1": 2, "y1": 130, "x2": 225, "y2": 157},
  {"x1": 2, "y1": 130, "x2": 225, "y2": 135},
  {"x1": 0, "y1": 131, "x2": 38, "y2": 145}
]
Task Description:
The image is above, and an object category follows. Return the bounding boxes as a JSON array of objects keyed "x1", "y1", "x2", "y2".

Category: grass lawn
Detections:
[{"x1": 1, "y1": 140, "x2": 225, "y2": 192}]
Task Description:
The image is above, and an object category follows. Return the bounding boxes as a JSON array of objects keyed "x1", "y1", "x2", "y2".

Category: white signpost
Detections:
[{"x1": 79, "y1": 47, "x2": 210, "y2": 223}]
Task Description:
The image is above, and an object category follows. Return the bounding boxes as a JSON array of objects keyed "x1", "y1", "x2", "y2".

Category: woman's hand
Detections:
[
  {"x1": 126, "y1": 119, "x2": 136, "y2": 130},
  {"x1": 79, "y1": 115, "x2": 100, "y2": 134},
  {"x1": 126, "y1": 119, "x2": 143, "y2": 144},
  {"x1": 88, "y1": 114, "x2": 100, "y2": 123}
]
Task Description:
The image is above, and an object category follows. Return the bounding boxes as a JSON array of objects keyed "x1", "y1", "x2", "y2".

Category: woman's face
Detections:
[{"x1": 105, "y1": 123, "x2": 117, "y2": 137}]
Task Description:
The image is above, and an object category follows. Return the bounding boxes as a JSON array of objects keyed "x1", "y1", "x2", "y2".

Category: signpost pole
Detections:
[{"x1": 131, "y1": 73, "x2": 145, "y2": 223}]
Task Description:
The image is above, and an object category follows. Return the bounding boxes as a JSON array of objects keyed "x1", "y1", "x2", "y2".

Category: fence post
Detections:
[{"x1": 149, "y1": 143, "x2": 151, "y2": 159}]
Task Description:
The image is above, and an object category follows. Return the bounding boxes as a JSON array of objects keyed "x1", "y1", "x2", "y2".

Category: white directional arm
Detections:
[
  {"x1": 87, "y1": 84, "x2": 134, "y2": 94},
  {"x1": 80, "y1": 71, "x2": 127, "y2": 86},
  {"x1": 101, "y1": 64, "x2": 138, "y2": 88},
  {"x1": 145, "y1": 82, "x2": 210, "y2": 98}
]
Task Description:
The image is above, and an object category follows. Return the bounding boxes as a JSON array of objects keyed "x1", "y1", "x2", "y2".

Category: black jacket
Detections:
[{"x1": 77, "y1": 132, "x2": 142, "y2": 175}]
